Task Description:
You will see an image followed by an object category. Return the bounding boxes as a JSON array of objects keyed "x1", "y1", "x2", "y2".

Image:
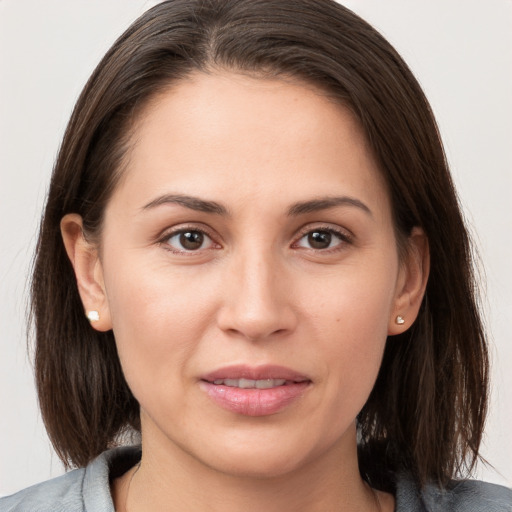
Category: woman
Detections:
[{"x1": 1, "y1": 0, "x2": 510, "y2": 510}]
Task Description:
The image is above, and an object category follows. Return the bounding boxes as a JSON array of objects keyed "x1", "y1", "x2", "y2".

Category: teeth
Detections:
[
  {"x1": 212, "y1": 378, "x2": 287, "y2": 389},
  {"x1": 256, "y1": 379, "x2": 286, "y2": 389}
]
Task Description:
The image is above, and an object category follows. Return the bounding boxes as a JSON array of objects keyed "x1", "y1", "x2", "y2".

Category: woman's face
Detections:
[{"x1": 86, "y1": 72, "x2": 417, "y2": 477}]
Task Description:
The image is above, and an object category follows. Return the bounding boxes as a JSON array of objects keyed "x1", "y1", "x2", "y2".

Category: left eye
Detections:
[
  {"x1": 165, "y1": 230, "x2": 214, "y2": 252},
  {"x1": 296, "y1": 229, "x2": 345, "y2": 250}
]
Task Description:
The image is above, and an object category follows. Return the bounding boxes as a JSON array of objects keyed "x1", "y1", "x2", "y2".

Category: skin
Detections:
[{"x1": 62, "y1": 71, "x2": 428, "y2": 512}]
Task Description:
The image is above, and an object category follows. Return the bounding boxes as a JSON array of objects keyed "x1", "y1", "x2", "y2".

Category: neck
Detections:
[{"x1": 116, "y1": 423, "x2": 386, "y2": 512}]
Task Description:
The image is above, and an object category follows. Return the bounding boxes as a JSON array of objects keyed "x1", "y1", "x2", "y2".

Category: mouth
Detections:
[
  {"x1": 200, "y1": 365, "x2": 311, "y2": 416},
  {"x1": 209, "y1": 378, "x2": 293, "y2": 389}
]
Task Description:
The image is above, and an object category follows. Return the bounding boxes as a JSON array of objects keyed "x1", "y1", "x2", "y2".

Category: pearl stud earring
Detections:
[
  {"x1": 395, "y1": 315, "x2": 405, "y2": 325},
  {"x1": 87, "y1": 310, "x2": 100, "y2": 322}
]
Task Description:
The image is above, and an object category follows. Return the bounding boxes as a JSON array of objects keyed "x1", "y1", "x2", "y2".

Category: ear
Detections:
[
  {"x1": 388, "y1": 227, "x2": 430, "y2": 335},
  {"x1": 60, "y1": 213, "x2": 112, "y2": 332}
]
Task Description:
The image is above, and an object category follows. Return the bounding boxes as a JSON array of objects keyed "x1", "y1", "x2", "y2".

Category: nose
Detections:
[{"x1": 216, "y1": 251, "x2": 298, "y2": 341}]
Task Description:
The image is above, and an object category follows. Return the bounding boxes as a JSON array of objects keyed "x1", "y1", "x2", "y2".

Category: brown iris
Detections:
[
  {"x1": 307, "y1": 231, "x2": 332, "y2": 249},
  {"x1": 179, "y1": 231, "x2": 204, "y2": 250}
]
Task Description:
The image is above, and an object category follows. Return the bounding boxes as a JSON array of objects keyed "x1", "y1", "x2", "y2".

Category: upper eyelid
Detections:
[
  {"x1": 294, "y1": 223, "x2": 353, "y2": 240},
  {"x1": 158, "y1": 223, "x2": 218, "y2": 241}
]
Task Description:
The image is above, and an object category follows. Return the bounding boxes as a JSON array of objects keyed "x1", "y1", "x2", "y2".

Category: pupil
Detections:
[
  {"x1": 308, "y1": 231, "x2": 331, "y2": 249},
  {"x1": 180, "y1": 231, "x2": 203, "y2": 250}
]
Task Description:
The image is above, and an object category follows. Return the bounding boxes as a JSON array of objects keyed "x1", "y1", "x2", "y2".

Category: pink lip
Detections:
[
  {"x1": 201, "y1": 365, "x2": 310, "y2": 382},
  {"x1": 200, "y1": 365, "x2": 311, "y2": 416}
]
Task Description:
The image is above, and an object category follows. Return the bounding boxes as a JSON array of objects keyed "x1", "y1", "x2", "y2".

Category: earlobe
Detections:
[
  {"x1": 388, "y1": 227, "x2": 430, "y2": 335},
  {"x1": 60, "y1": 214, "x2": 112, "y2": 332}
]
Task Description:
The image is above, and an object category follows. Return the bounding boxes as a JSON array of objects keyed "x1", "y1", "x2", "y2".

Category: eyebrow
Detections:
[
  {"x1": 287, "y1": 196, "x2": 372, "y2": 217},
  {"x1": 141, "y1": 193, "x2": 371, "y2": 217},
  {"x1": 141, "y1": 194, "x2": 229, "y2": 215}
]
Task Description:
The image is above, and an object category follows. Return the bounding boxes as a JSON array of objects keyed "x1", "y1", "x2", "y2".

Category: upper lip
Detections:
[{"x1": 201, "y1": 365, "x2": 311, "y2": 383}]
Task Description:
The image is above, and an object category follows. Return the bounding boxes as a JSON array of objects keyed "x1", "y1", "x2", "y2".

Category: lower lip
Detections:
[{"x1": 200, "y1": 381, "x2": 310, "y2": 416}]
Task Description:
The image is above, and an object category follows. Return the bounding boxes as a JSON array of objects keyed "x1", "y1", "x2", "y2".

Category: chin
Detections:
[
  {"x1": 192, "y1": 432, "x2": 319, "y2": 479},
  {"x1": 210, "y1": 451, "x2": 306, "y2": 480}
]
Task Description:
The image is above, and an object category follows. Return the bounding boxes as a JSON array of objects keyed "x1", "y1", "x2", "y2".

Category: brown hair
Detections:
[{"x1": 31, "y1": 0, "x2": 488, "y2": 490}]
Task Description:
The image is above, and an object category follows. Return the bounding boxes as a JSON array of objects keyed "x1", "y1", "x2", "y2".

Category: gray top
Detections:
[{"x1": 1, "y1": 446, "x2": 511, "y2": 511}]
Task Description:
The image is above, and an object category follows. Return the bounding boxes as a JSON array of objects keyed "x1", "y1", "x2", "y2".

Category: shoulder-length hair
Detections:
[{"x1": 32, "y1": 0, "x2": 488, "y2": 490}]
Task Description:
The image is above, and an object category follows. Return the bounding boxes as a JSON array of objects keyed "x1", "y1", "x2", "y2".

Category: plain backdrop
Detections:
[{"x1": 1, "y1": 0, "x2": 511, "y2": 497}]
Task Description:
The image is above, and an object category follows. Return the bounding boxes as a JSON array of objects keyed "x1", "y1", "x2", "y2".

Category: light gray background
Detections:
[{"x1": 1, "y1": 0, "x2": 511, "y2": 496}]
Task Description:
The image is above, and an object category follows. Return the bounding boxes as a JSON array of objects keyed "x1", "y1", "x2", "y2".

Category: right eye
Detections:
[{"x1": 165, "y1": 229, "x2": 215, "y2": 253}]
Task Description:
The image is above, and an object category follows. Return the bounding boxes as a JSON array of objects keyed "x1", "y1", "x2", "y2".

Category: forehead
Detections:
[{"x1": 111, "y1": 71, "x2": 390, "y2": 217}]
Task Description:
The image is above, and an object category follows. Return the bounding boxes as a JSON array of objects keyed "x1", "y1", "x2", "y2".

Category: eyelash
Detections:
[
  {"x1": 158, "y1": 225, "x2": 219, "y2": 254},
  {"x1": 292, "y1": 225, "x2": 353, "y2": 253},
  {"x1": 158, "y1": 224, "x2": 353, "y2": 255}
]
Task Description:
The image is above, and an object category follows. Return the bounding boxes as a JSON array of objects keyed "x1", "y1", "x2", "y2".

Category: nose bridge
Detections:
[
  {"x1": 217, "y1": 243, "x2": 296, "y2": 340},
  {"x1": 241, "y1": 250, "x2": 276, "y2": 309}
]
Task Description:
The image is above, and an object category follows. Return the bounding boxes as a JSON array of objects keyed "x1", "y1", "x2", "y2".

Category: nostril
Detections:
[{"x1": 218, "y1": 313, "x2": 296, "y2": 342}]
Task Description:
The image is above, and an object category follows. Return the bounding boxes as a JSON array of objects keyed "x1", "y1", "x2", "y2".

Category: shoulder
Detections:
[
  {"x1": 426, "y1": 479, "x2": 512, "y2": 512},
  {"x1": 0, "y1": 445, "x2": 141, "y2": 512},
  {"x1": 0, "y1": 468, "x2": 87, "y2": 512},
  {"x1": 396, "y1": 472, "x2": 512, "y2": 512}
]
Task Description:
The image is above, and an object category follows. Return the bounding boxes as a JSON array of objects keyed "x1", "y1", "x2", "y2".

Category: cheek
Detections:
[
  {"x1": 101, "y1": 255, "x2": 218, "y2": 401},
  {"x1": 305, "y1": 256, "x2": 397, "y2": 351},
  {"x1": 303, "y1": 259, "x2": 397, "y2": 420}
]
